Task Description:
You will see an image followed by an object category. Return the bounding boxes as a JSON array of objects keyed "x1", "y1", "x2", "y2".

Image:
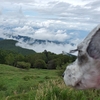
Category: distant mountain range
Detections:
[
  {"x1": 0, "y1": 38, "x2": 3, "y2": 41},
  {"x1": 1, "y1": 34, "x2": 75, "y2": 46},
  {"x1": 0, "y1": 33, "x2": 78, "y2": 54}
]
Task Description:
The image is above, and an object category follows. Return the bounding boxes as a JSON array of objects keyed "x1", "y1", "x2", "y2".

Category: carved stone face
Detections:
[{"x1": 63, "y1": 25, "x2": 100, "y2": 89}]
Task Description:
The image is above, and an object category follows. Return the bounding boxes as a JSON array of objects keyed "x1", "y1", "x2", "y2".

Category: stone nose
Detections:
[{"x1": 62, "y1": 73, "x2": 65, "y2": 77}]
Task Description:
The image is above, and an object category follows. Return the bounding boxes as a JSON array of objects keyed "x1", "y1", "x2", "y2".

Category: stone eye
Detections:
[
  {"x1": 78, "y1": 53, "x2": 88, "y2": 65},
  {"x1": 78, "y1": 50, "x2": 82, "y2": 53}
]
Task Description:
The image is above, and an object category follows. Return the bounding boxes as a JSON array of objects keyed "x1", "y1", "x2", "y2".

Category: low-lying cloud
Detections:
[
  {"x1": 0, "y1": 0, "x2": 99, "y2": 54},
  {"x1": 16, "y1": 40, "x2": 80, "y2": 54}
]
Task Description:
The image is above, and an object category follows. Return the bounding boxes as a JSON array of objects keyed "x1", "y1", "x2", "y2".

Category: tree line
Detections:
[{"x1": 0, "y1": 49, "x2": 76, "y2": 70}]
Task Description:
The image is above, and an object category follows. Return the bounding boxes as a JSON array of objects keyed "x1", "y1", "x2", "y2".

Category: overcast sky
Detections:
[{"x1": 0, "y1": 0, "x2": 100, "y2": 54}]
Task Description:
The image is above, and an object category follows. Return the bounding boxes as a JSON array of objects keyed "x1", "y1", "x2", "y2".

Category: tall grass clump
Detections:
[
  {"x1": 35, "y1": 79, "x2": 100, "y2": 100},
  {"x1": 6, "y1": 79, "x2": 100, "y2": 100}
]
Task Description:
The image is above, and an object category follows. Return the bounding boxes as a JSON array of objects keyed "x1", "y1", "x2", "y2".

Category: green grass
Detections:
[
  {"x1": 0, "y1": 64, "x2": 60, "y2": 100},
  {"x1": 1, "y1": 64, "x2": 100, "y2": 100}
]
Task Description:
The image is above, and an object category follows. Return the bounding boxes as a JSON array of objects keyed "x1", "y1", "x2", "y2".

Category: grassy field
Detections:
[
  {"x1": 0, "y1": 64, "x2": 61, "y2": 100},
  {"x1": 0, "y1": 64, "x2": 100, "y2": 100}
]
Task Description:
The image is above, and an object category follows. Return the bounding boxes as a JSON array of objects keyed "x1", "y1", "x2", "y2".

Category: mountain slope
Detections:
[
  {"x1": 0, "y1": 34, "x2": 78, "y2": 54},
  {"x1": 0, "y1": 39, "x2": 35, "y2": 55}
]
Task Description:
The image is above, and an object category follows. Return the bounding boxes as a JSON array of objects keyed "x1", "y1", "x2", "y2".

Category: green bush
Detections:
[
  {"x1": 16, "y1": 61, "x2": 31, "y2": 70},
  {"x1": 34, "y1": 59, "x2": 46, "y2": 69}
]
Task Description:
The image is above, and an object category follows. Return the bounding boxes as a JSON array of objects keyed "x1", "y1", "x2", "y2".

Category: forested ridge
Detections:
[
  {"x1": 0, "y1": 39, "x2": 35, "y2": 55},
  {"x1": 0, "y1": 39, "x2": 76, "y2": 69},
  {"x1": 0, "y1": 49, "x2": 76, "y2": 70}
]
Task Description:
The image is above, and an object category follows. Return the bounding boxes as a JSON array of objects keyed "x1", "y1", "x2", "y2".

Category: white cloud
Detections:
[
  {"x1": 0, "y1": 0, "x2": 99, "y2": 28},
  {"x1": 0, "y1": 0, "x2": 100, "y2": 54},
  {"x1": 13, "y1": 26, "x2": 35, "y2": 36},
  {"x1": 33, "y1": 28, "x2": 69, "y2": 42},
  {"x1": 0, "y1": 0, "x2": 35, "y2": 3},
  {"x1": 16, "y1": 41, "x2": 78, "y2": 54}
]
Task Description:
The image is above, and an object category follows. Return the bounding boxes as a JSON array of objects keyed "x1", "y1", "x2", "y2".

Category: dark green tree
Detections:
[
  {"x1": 34, "y1": 59, "x2": 46, "y2": 69},
  {"x1": 26, "y1": 53, "x2": 47, "y2": 68},
  {"x1": 0, "y1": 50, "x2": 6, "y2": 64},
  {"x1": 5, "y1": 53, "x2": 15, "y2": 65},
  {"x1": 14, "y1": 54, "x2": 25, "y2": 66},
  {"x1": 47, "y1": 59, "x2": 57, "y2": 69}
]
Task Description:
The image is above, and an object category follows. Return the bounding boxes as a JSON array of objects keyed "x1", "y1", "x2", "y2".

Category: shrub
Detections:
[
  {"x1": 34, "y1": 59, "x2": 46, "y2": 69},
  {"x1": 16, "y1": 61, "x2": 31, "y2": 70}
]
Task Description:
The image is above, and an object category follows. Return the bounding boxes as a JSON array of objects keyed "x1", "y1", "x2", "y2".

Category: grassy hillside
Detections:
[
  {"x1": 0, "y1": 64, "x2": 60, "y2": 100},
  {"x1": 0, "y1": 64, "x2": 100, "y2": 100},
  {"x1": 0, "y1": 39, "x2": 35, "y2": 55}
]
